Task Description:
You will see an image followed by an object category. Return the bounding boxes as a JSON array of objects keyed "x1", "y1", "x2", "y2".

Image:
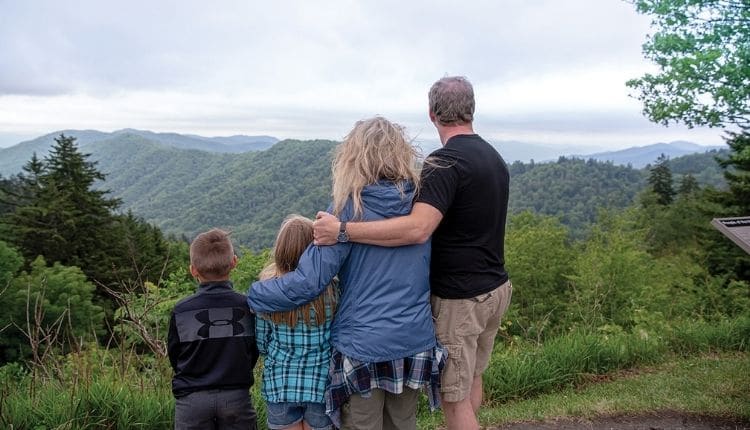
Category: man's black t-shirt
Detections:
[{"x1": 416, "y1": 134, "x2": 510, "y2": 299}]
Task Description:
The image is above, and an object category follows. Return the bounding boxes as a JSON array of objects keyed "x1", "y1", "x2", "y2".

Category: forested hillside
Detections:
[
  {"x1": 89, "y1": 135, "x2": 335, "y2": 249},
  {"x1": 506, "y1": 150, "x2": 727, "y2": 235},
  {"x1": 668, "y1": 148, "x2": 727, "y2": 188},
  {"x1": 95, "y1": 142, "x2": 725, "y2": 247},
  {"x1": 509, "y1": 157, "x2": 646, "y2": 234},
  {"x1": 0, "y1": 132, "x2": 728, "y2": 249},
  {"x1": 87, "y1": 142, "x2": 731, "y2": 248}
]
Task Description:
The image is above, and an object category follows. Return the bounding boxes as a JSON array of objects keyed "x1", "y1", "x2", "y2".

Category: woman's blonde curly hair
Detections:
[{"x1": 331, "y1": 116, "x2": 421, "y2": 218}]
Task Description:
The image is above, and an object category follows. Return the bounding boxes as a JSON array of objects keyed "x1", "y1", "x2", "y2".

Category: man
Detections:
[{"x1": 313, "y1": 75, "x2": 511, "y2": 430}]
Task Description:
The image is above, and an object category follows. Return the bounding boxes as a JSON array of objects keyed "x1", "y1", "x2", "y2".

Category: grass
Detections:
[
  {"x1": 418, "y1": 352, "x2": 750, "y2": 429},
  {"x1": 481, "y1": 330, "x2": 665, "y2": 403},
  {"x1": 2, "y1": 316, "x2": 748, "y2": 429}
]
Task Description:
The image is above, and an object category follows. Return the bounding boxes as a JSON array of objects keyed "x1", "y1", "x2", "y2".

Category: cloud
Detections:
[
  {"x1": 0, "y1": 0, "x2": 650, "y2": 95},
  {"x1": 0, "y1": 0, "x2": 726, "y2": 149}
]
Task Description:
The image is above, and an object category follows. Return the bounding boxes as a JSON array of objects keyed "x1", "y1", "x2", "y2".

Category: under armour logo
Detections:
[
  {"x1": 176, "y1": 307, "x2": 254, "y2": 342},
  {"x1": 195, "y1": 308, "x2": 247, "y2": 339}
]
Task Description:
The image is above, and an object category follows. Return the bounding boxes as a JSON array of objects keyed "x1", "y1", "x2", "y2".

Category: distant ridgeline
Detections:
[{"x1": 0, "y1": 130, "x2": 728, "y2": 249}]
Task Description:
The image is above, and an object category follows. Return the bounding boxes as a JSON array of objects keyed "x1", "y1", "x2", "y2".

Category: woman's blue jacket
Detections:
[{"x1": 247, "y1": 180, "x2": 436, "y2": 363}]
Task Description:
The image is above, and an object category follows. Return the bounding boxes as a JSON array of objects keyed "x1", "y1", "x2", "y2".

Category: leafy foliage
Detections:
[
  {"x1": 0, "y1": 241, "x2": 23, "y2": 293},
  {"x1": 504, "y1": 212, "x2": 573, "y2": 339},
  {"x1": 0, "y1": 257, "x2": 104, "y2": 362},
  {"x1": 231, "y1": 248, "x2": 272, "y2": 293},
  {"x1": 566, "y1": 211, "x2": 656, "y2": 328},
  {"x1": 111, "y1": 211, "x2": 188, "y2": 286},
  {"x1": 627, "y1": 0, "x2": 750, "y2": 128}
]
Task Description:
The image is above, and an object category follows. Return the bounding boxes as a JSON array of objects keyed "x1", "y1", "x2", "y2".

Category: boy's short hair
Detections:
[{"x1": 190, "y1": 228, "x2": 234, "y2": 279}]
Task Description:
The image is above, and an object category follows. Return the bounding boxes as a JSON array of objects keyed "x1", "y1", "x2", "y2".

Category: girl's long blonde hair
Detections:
[
  {"x1": 331, "y1": 116, "x2": 421, "y2": 218},
  {"x1": 259, "y1": 215, "x2": 337, "y2": 327}
]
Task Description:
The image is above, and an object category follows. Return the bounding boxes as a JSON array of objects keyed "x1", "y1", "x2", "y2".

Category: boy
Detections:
[{"x1": 168, "y1": 228, "x2": 259, "y2": 430}]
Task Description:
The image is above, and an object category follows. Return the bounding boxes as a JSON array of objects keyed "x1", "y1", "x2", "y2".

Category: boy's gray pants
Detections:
[{"x1": 175, "y1": 388, "x2": 257, "y2": 430}]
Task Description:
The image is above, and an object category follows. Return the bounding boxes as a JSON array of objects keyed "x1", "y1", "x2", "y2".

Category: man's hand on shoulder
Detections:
[{"x1": 313, "y1": 211, "x2": 340, "y2": 245}]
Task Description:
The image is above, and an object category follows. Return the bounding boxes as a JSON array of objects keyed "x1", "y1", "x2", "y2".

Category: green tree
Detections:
[
  {"x1": 704, "y1": 130, "x2": 750, "y2": 280},
  {"x1": 0, "y1": 241, "x2": 23, "y2": 293},
  {"x1": 111, "y1": 211, "x2": 186, "y2": 285},
  {"x1": 3, "y1": 135, "x2": 121, "y2": 284},
  {"x1": 232, "y1": 248, "x2": 271, "y2": 291},
  {"x1": 565, "y1": 210, "x2": 691, "y2": 329},
  {"x1": 1, "y1": 135, "x2": 182, "y2": 294},
  {"x1": 0, "y1": 256, "x2": 104, "y2": 362},
  {"x1": 715, "y1": 130, "x2": 750, "y2": 214},
  {"x1": 628, "y1": 1, "x2": 750, "y2": 282},
  {"x1": 627, "y1": 0, "x2": 750, "y2": 128},
  {"x1": 647, "y1": 153, "x2": 675, "y2": 205},
  {"x1": 677, "y1": 173, "x2": 700, "y2": 197},
  {"x1": 22, "y1": 152, "x2": 45, "y2": 186},
  {"x1": 504, "y1": 211, "x2": 573, "y2": 339}
]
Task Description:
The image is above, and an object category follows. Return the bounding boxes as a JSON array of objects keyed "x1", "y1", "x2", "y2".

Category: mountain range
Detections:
[
  {"x1": 0, "y1": 129, "x2": 278, "y2": 176},
  {"x1": 573, "y1": 141, "x2": 725, "y2": 168},
  {"x1": 0, "y1": 129, "x2": 726, "y2": 177},
  {"x1": 0, "y1": 129, "x2": 728, "y2": 249}
]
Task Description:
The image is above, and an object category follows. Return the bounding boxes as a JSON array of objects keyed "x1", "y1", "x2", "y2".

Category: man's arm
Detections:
[{"x1": 313, "y1": 202, "x2": 443, "y2": 247}]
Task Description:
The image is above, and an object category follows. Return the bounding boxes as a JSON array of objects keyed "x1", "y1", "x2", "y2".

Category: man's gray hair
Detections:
[{"x1": 429, "y1": 76, "x2": 475, "y2": 126}]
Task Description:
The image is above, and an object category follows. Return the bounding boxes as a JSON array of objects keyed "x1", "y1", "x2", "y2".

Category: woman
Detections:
[{"x1": 247, "y1": 116, "x2": 444, "y2": 430}]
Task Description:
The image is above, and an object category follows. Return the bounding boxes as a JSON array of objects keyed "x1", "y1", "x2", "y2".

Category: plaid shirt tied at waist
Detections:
[{"x1": 325, "y1": 344, "x2": 446, "y2": 428}]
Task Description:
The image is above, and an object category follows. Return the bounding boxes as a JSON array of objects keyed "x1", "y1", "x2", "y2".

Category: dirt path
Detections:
[{"x1": 488, "y1": 411, "x2": 750, "y2": 430}]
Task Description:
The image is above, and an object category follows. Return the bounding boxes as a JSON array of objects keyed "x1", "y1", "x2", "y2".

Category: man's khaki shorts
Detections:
[{"x1": 430, "y1": 280, "x2": 512, "y2": 403}]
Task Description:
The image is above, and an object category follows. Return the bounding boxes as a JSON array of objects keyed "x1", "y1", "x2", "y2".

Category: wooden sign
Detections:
[{"x1": 711, "y1": 217, "x2": 750, "y2": 255}]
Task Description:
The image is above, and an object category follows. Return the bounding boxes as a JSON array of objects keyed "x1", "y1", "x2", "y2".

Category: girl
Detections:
[{"x1": 255, "y1": 215, "x2": 337, "y2": 430}]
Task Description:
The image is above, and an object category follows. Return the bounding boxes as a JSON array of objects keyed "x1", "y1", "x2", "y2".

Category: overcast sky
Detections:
[{"x1": 0, "y1": 0, "x2": 727, "y2": 150}]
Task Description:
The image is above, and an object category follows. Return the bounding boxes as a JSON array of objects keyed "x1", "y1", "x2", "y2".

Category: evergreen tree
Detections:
[
  {"x1": 700, "y1": 130, "x2": 750, "y2": 281},
  {"x1": 0, "y1": 156, "x2": 45, "y2": 220},
  {"x1": 22, "y1": 152, "x2": 45, "y2": 186},
  {"x1": 677, "y1": 174, "x2": 700, "y2": 198},
  {"x1": 3, "y1": 134, "x2": 121, "y2": 285},
  {"x1": 647, "y1": 154, "x2": 675, "y2": 205},
  {"x1": 2, "y1": 135, "x2": 185, "y2": 293},
  {"x1": 0, "y1": 175, "x2": 22, "y2": 218},
  {"x1": 111, "y1": 211, "x2": 185, "y2": 284},
  {"x1": 716, "y1": 130, "x2": 750, "y2": 214}
]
